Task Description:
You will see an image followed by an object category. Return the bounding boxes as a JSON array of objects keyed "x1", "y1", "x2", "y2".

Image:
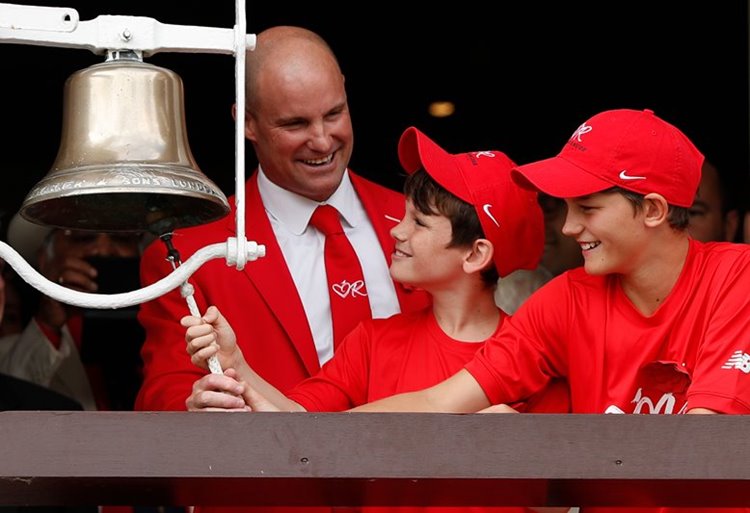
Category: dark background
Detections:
[{"x1": 1, "y1": 1, "x2": 748, "y2": 227}]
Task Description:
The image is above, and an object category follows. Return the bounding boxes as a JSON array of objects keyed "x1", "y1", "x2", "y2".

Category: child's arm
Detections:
[
  {"x1": 349, "y1": 368, "x2": 491, "y2": 412},
  {"x1": 182, "y1": 306, "x2": 306, "y2": 412}
]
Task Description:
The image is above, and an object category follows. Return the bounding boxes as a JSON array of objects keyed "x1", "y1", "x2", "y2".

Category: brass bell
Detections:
[{"x1": 20, "y1": 50, "x2": 230, "y2": 235}]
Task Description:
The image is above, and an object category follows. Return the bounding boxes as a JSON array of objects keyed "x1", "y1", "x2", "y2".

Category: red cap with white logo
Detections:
[
  {"x1": 397, "y1": 126, "x2": 543, "y2": 277},
  {"x1": 511, "y1": 109, "x2": 704, "y2": 207}
]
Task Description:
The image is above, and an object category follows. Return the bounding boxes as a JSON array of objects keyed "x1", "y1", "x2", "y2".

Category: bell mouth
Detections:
[{"x1": 21, "y1": 163, "x2": 229, "y2": 234}]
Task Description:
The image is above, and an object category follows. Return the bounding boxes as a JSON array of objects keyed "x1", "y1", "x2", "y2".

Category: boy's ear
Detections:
[
  {"x1": 642, "y1": 193, "x2": 670, "y2": 227},
  {"x1": 463, "y1": 239, "x2": 494, "y2": 275}
]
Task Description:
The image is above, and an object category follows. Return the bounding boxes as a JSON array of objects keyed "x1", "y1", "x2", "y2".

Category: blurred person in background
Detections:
[
  {"x1": 687, "y1": 159, "x2": 740, "y2": 243},
  {"x1": 0, "y1": 265, "x2": 25, "y2": 338},
  {"x1": 495, "y1": 193, "x2": 583, "y2": 314},
  {"x1": 0, "y1": 213, "x2": 146, "y2": 411}
]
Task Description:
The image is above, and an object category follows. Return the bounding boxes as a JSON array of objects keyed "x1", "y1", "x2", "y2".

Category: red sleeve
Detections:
[
  {"x1": 688, "y1": 249, "x2": 750, "y2": 413},
  {"x1": 466, "y1": 275, "x2": 571, "y2": 405},
  {"x1": 511, "y1": 378, "x2": 571, "y2": 413}
]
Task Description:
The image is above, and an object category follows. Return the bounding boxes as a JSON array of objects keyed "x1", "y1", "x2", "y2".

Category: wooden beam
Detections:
[{"x1": 0, "y1": 411, "x2": 748, "y2": 507}]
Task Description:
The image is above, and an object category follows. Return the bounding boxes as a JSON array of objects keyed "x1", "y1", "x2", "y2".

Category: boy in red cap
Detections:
[{"x1": 181, "y1": 126, "x2": 569, "y2": 439}]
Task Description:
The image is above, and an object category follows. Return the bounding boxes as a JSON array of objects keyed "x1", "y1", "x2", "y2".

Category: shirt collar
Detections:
[{"x1": 257, "y1": 166, "x2": 363, "y2": 235}]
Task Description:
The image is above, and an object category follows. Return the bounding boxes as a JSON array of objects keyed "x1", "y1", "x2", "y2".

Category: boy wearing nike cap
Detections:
[
  {"x1": 181, "y1": 126, "x2": 569, "y2": 427},
  {"x1": 349, "y1": 109, "x2": 750, "y2": 418}
]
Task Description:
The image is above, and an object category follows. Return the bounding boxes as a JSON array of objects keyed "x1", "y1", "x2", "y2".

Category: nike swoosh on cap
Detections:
[
  {"x1": 482, "y1": 204, "x2": 500, "y2": 227},
  {"x1": 619, "y1": 170, "x2": 646, "y2": 180}
]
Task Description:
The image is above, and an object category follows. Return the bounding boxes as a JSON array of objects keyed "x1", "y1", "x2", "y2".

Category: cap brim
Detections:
[
  {"x1": 398, "y1": 126, "x2": 472, "y2": 204},
  {"x1": 397, "y1": 127, "x2": 425, "y2": 174},
  {"x1": 399, "y1": 126, "x2": 453, "y2": 175},
  {"x1": 512, "y1": 156, "x2": 614, "y2": 199}
]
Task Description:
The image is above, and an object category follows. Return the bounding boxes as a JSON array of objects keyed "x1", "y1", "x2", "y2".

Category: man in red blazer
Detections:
[{"x1": 135, "y1": 26, "x2": 430, "y2": 411}]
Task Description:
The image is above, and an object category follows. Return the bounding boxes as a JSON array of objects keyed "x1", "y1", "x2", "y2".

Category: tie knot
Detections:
[{"x1": 309, "y1": 205, "x2": 345, "y2": 236}]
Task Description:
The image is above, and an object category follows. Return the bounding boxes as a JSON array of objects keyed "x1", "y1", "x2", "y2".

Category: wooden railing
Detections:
[{"x1": 0, "y1": 411, "x2": 748, "y2": 507}]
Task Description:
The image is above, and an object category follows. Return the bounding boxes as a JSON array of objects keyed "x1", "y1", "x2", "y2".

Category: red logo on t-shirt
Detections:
[{"x1": 607, "y1": 360, "x2": 691, "y2": 414}]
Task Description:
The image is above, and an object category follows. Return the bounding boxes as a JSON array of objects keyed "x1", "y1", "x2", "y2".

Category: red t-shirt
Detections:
[
  {"x1": 467, "y1": 240, "x2": 750, "y2": 415},
  {"x1": 288, "y1": 308, "x2": 568, "y2": 413},
  {"x1": 288, "y1": 308, "x2": 488, "y2": 409},
  {"x1": 466, "y1": 240, "x2": 750, "y2": 513},
  {"x1": 287, "y1": 307, "x2": 570, "y2": 513}
]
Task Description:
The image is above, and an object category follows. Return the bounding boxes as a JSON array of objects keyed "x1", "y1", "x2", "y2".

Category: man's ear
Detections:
[
  {"x1": 232, "y1": 103, "x2": 258, "y2": 142},
  {"x1": 642, "y1": 193, "x2": 670, "y2": 227},
  {"x1": 464, "y1": 239, "x2": 494, "y2": 275}
]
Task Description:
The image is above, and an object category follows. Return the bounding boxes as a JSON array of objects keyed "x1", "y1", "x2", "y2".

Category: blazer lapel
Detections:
[
  {"x1": 352, "y1": 173, "x2": 399, "y2": 266},
  {"x1": 231, "y1": 174, "x2": 321, "y2": 375}
]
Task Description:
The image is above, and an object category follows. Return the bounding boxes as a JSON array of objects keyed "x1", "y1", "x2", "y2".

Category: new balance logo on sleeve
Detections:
[{"x1": 721, "y1": 350, "x2": 750, "y2": 374}]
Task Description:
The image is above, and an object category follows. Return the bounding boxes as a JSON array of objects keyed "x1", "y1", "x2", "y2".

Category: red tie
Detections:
[{"x1": 309, "y1": 204, "x2": 371, "y2": 348}]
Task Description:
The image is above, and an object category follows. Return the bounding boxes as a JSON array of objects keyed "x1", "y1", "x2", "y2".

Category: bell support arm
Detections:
[
  {"x1": 0, "y1": 3, "x2": 256, "y2": 56},
  {"x1": 0, "y1": 1, "x2": 256, "y2": 302}
]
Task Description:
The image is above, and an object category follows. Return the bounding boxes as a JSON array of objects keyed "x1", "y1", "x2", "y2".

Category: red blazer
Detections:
[{"x1": 135, "y1": 170, "x2": 430, "y2": 411}]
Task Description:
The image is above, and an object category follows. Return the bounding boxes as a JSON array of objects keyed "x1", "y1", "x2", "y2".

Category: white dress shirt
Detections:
[{"x1": 257, "y1": 167, "x2": 400, "y2": 365}]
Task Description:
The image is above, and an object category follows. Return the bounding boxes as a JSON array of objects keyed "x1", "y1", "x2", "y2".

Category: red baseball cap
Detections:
[
  {"x1": 512, "y1": 109, "x2": 704, "y2": 207},
  {"x1": 397, "y1": 126, "x2": 543, "y2": 277}
]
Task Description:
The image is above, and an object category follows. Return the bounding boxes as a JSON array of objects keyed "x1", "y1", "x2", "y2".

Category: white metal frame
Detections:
[{"x1": 0, "y1": 1, "x2": 263, "y2": 310}]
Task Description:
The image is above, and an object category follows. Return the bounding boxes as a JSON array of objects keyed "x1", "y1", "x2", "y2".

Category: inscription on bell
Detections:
[
  {"x1": 166, "y1": 178, "x2": 217, "y2": 194},
  {"x1": 27, "y1": 180, "x2": 87, "y2": 199}
]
